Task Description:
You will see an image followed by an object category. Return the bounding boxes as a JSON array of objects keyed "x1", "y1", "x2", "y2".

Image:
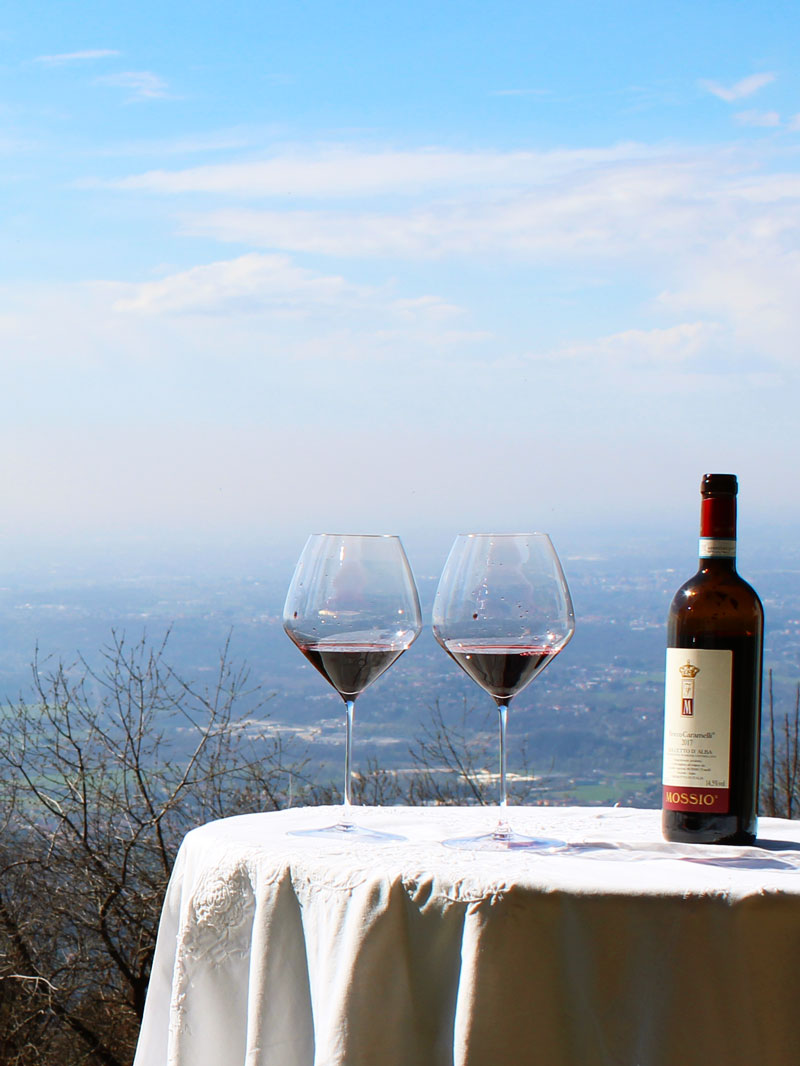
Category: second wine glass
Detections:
[
  {"x1": 283, "y1": 533, "x2": 422, "y2": 841},
  {"x1": 432, "y1": 533, "x2": 575, "y2": 849}
]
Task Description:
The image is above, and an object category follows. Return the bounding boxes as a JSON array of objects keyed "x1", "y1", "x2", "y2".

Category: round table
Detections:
[{"x1": 133, "y1": 804, "x2": 800, "y2": 1066}]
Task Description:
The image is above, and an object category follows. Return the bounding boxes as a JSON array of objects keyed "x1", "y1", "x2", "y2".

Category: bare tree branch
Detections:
[{"x1": 0, "y1": 630, "x2": 309, "y2": 1065}]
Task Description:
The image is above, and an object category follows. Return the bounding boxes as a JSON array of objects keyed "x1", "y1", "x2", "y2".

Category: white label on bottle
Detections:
[
  {"x1": 662, "y1": 648, "x2": 733, "y2": 813},
  {"x1": 698, "y1": 538, "x2": 736, "y2": 558}
]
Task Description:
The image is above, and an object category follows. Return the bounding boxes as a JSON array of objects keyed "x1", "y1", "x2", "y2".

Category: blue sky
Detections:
[{"x1": 2, "y1": 1, "x2": 800, "y2": 561}]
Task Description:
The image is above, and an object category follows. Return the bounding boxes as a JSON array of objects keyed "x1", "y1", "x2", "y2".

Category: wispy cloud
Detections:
[
  {"x1": 71, "y1": 139, "x2": 800, "y2": 373},
  {"x1": 658, "y1": 237, "x2": 800, "y2": 367},
  {"x1": 734, "y1": 109, "x2": 781, "y2": 128},
  {"x1": 109, "y1": 143, "x2": 666, "y2": 197},
  {"x1": 112, "y1": 252, "x2": 462, "y2": 320},
  {"x1": 491, "y1": 88, "x2": 551, "y2": 97},
  {"x1": 96, "y1": 128, "x2": 265, "y2": 158},
  {"x1": 96, "y1": 71, "x2": 170, "y2": 101},
  {"x1": 110, "y1": 140, "x2": 800, "y2": 372},
  {"x1": 160, "y1": 148, "x2": 717, "y2": 260},
  {"x1": 35, "y1": 49, "x2": 120, "y2": 65},
  {"x1": 0, "y1": 135, "x2": 34, "y2": 154},
  {"x1": 552, "y1": 322, "x2": 721, "y2": 367},
  {"x1": 114, "y1": 253, "x2": 361, "y2": 315},
  {"x1": 700, "y1": 72, "x2": 775, "y2": 102}
]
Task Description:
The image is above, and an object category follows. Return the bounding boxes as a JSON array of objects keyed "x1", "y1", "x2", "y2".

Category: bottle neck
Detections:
[{"x1": 698, "y1": 493, "x2": 737, "y2": 567}]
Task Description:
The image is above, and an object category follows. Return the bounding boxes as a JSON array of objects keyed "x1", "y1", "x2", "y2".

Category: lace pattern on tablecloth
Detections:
[
  {"x1": 186, "y1": 857, "x2": 256, "y2": 963},
  {"x1": 168, "y1": 848, "x2": 259, "y2": 1046}
]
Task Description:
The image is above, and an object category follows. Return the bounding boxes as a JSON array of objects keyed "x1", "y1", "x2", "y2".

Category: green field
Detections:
[{"x1": 545, "y1": 775, "x2": 659, "y2": 807}]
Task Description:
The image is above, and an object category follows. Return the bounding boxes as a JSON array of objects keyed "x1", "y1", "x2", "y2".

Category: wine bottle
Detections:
[{"x1": 662, "y1": 474, "x2": 764, "y2": 844}]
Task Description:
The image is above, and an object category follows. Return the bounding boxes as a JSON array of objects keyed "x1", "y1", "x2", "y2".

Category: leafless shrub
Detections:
[
  {"x1": 0, "y1": 631, "x2": 304, "y2": 1066},
  {"x1": 761, "y1": 668, "x2": 800, "y2": 819}
]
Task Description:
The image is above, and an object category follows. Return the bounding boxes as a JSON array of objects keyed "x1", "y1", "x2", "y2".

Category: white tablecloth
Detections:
[{"x1": 133, "y1": 805, "x2": 800, "y2": 1066}]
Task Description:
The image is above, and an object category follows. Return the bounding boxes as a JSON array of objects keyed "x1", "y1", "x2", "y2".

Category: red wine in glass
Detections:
[
  {"x1": 442, "y1": 642, "x2": 557, "y2": 704},
  {"x1": 298, "y1": 643, "x2": 406, "y2": 699},
  {"x1": 283, "y1": 534, "x2": 422, "y2": 841},
  {"x1": 433, "y1": 533, "x2": 575, "y2": 850}
]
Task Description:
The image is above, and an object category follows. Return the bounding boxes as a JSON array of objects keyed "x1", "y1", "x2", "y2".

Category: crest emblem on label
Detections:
[{"x1": 679, "y1": 660, "x2": 700, "y2": 716}]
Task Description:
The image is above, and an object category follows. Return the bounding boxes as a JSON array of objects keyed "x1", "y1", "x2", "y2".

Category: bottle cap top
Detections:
[{"x1": 701, "y1": 473, "x2": 738, "y2": 496}]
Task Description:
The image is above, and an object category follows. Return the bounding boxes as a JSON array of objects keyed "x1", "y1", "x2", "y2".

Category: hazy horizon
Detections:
[{"x1": 0, "y1": 511, "x2": 791, "y2": 589}]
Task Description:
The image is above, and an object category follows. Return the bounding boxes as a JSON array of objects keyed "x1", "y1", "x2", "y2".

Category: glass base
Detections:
[
  {"x1": 288, "y1": 820, "x2": 406, "y2": 843},
  {"x1": 442, "y1": 827, "x2": 565, "y2": 851}
]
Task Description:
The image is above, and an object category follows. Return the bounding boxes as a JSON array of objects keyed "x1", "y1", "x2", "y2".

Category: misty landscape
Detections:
[{"x1": 3, "y1": 530, "x2": 798, "y2": 811}]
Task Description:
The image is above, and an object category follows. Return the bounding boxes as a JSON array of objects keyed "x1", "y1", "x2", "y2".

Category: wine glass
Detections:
[
  {"x1": 283, "y1": 534, "x2": 422, "y2": 841},
  {"x1": 432, "y1": 533, "x2": 575, "y2": 849}
]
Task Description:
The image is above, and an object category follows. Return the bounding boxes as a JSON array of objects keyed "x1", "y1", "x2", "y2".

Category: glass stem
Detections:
[
  {"x1": 342, "y1": 699, "x2": 356, "y2": 825},
  {"x1": 496, "y1": 703, "x2": 510, "y2": 837}
]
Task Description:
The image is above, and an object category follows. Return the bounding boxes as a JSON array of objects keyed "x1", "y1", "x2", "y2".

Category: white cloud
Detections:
[
  {"x1": 97, "y1": 128, "x2": 265, "y2": 157},
  {"x1": 96, "y1": 71, "x2": 170, "y2": 100},
  {"x1": 89, "y1": 139, "x2": 800, "y2": 373},
  {"x1": 726, "y1": 172, "x2": 800, "y2": 204},
  {"x1": 182, "y1": 207, "x2": 450, "y2": 257},
  {"x1": 0, "y1": 258, "x2": 476, "y2": 389},
  {"x1": 390, "y1": 294, "x2": 463, "y2": 319},
  {"x1": 700, "y1": 72, "x2": 776, "y2": 102},
  {"x1": 658, "y1": 240, "x2": 800, "y2": 368},
  {"x1": 0, "y1": 135, "x2": 34, "y2": 154},
  {"x1": 110, "y1": 143, "x2": 666, "y2": 198},
  {"x1": 35, "y1": 49, "x2": 120, "y2": 65},
  {"x1": 113, "y1": 253, "x2": 366, "y2": 315},
  {"x1": 549, "y1": 322, "x2": 722, "y2": 368},
  {"x1": 491, "y1": 89, "x2": 551, "y2": 97},
  {"x1": 734, "y1": 109, "x2": 781, "y2": 127},
  {"x1": 112, "y1": 252, "x2": 464, "y2": 323},
  {"x1": 171, "y1": 151, "x2": 735, "y2": 262}
]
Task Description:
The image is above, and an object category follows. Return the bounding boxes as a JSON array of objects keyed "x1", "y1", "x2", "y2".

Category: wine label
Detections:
[
  {"x1": 698, "y1": 538, "x2": 736, "y2": 558},
  {"x1": 662, "y1": 648, "x2": 733, "y2": 813}
]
